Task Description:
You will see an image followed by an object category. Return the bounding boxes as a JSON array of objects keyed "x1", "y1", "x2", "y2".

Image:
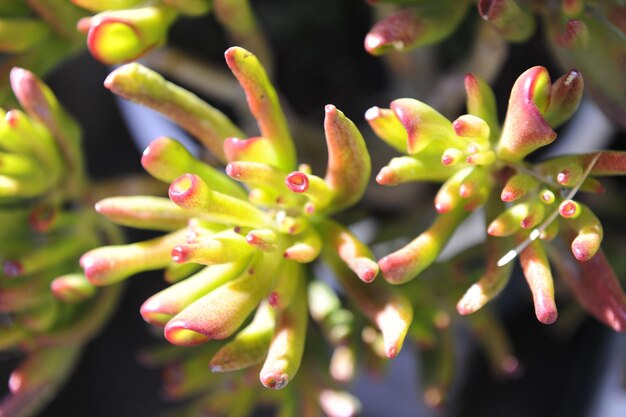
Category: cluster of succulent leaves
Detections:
[
  {"x1": 0, "y1": 1, "x2": 625, "y2": 417},
  {"x1": 79, "y1": 46, "x2": 410, "y2": 416},
  {"x1": 369, "y1": 64, "x2": 626, "y2": 332},
  {"x1": 84, "y1": 41, "x2": 626, "y2": 415},
  {"x1": 0, "y1": 68, "x2": 121, "y2": 416},
  {"x1": 366, "y1": 0, "x2": 626, "y2": 129}
]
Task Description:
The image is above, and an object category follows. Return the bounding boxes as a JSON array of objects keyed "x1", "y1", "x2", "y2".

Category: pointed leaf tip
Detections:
[
  {"x1": 497, "y1": 66, "x2": 557, "y2": 162},
  {"x1": 323, "y1": 104, "x2": 370, "y2": 211},
  {"x1": 225, "y1": 46, "x2": 296, "y2": 171}
]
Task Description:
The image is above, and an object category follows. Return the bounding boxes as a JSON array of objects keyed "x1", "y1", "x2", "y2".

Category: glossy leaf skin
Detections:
[
  {"x1": 84, "y1": 5, "x2": 177, "y2": 65},
  {"x1": 496, "y1": 66, "x2": 556, "y2": 162},
  {"x1": 365, "y1": 0, "x2": 469, "y2": 55},
  {"x1": 323, "y1": 105, "x2": 372, "y2": 212}
]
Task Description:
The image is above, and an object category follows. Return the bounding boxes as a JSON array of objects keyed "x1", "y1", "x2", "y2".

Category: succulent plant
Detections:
[
  {"x1": 366, "y1": 0, "x2": 626, "y2": 128},
  {"x1": 0, "y1": 2, "x2": 622, "y2": 416},
  {"x1": 79, "y1": 46, "x2": 416, "y2": 414},
  {"x1": 0, "y1": 68, "x2": 122, "y2": 416},
  {"x1": 370, "y1": 65, "x2": 626, "y2": 331}
]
